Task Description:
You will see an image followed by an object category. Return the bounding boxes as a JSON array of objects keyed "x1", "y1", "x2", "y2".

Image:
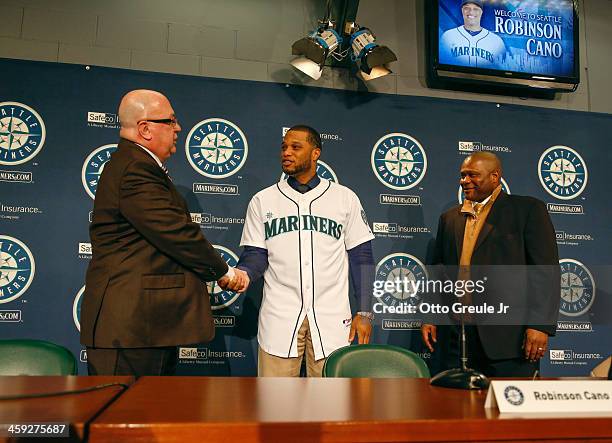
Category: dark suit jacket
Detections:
[
  {"x1": 80, "y1": 138, "x2": 228, "y2": 348},
  {"x1": 432, "y1": 192, "x2": 560, "y2": 360}
]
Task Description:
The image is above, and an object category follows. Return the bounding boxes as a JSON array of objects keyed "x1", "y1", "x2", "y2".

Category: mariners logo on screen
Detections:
[
  {"x1": 504, "y1": 386, "x2": 525, "y2": 406},
  {"x1": 73, "y1": 286, "x2": 85, "y2": 331},
  {"x1": 0, "y1": 102, "x2": 46, "y2": 165},
  {"x1": 375, "y1": 253, "x2": 428, "y2": 308},
  {"x1": 186, "y1": 118, "x2": 248, "y2": 178},
  {"x1": 457, "y1": 178, "x2": 511, "y2": 204},
  {"x1": 82, "y1": 144, "x2": 118, "y2": 199},
  {"x1": 280, "y1": 160, "x2": 338, "y2": 183},
  {"x1": 371, "y1": 133, "x2": 427, "y2": 190},
  {"x1": 0, "y1": 236, "x2": 35, "y2": 304},
  {"x1": 559, "y1": 259, "x2": 595, "y2": 317},
  {"x1": 206, "y1": 245, "x2": 242, "y2": 310},
  {"x1": 538, "y1": 146, "x2": 588, "y2": 200}
]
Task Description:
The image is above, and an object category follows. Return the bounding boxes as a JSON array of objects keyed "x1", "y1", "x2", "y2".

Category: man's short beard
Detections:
[{"x1": 283, "y1": 160, "x2": 311, "y2": 176}]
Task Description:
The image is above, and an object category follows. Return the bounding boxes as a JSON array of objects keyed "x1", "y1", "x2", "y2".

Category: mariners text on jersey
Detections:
[
  {"x1": 452, "y1": 46, "x2": 493, "y2": 63},
  {"x1": 264, "y1": 215, "x2": 343, "y2": 240}
]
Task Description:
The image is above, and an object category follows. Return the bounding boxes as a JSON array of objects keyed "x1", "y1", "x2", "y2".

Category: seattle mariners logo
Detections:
[
  {"x1": 0, "y1": 102, "x2": 46, "y2": 165},
  {"x1": 81, "y1": 144, "x2": 117, "y2": 199},
  {"x1": 559, "y1": 259, "x2": 595, "y2": 317},
  {"x1": 73, "y1": 285, "x2": 85, "y2": 331},
  {"x1": 206, "y1": 245, "x2": 242, "y2": 310},
  {"x1": 504, "y1": 386, "x2": 525, "y2": 406},
  {"x1": 538, "y1": 146, "x2": 588, "y2": 200},
  {"x1": 280, "y1": 160, "x2": 338, "y2": 183},
  {"x1": 371, "y1": 133, "x2": 427, "y2": 190},
  {"x1": 375, "y1": 253, "x2": 428, "y2": 308},
  {"x1": 0, "y1": 235, "x2": 35, "y2": 304},
  {"x1": 186, "y1": 118, "x2": 248, "y2": 178},
  {"x1": 457, "y1": 178, "x2": 511, "y2": 204}
]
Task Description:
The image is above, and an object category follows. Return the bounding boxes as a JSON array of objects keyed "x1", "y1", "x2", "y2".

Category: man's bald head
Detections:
[
  {"x1": 460, "y1": 152, "x2": 503, "y2": 202},
  {"x1": 463, "y1": 151, "x2": 502, "y2": 176},
  {"x1": 117, "y1": 89, "x2": 181, "y2": 162},
  {"x1": 119, "y1": 90, "x2": 169, "y2": 130}
]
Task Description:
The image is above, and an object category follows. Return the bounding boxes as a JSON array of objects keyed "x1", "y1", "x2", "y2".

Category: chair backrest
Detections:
[
  {"x1": 323, "y1": 344, "x2": 430, "y2": 378},
  {"x1": 0, "y1": 339, "x2": 77, "y2": 375}
]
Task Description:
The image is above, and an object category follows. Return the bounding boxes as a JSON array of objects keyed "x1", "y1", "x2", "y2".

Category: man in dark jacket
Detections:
[
  {"x1": 422, "y1": 152, "x2": 560, "y2": 376},
  {"x1": 81, "y1": 89, "x2": 248, "y2": 376}
]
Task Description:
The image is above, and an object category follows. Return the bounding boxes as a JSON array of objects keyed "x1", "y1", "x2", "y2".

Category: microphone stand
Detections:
[{"x1": 430, "y1": 313, "x2": 489, "y2": 390}]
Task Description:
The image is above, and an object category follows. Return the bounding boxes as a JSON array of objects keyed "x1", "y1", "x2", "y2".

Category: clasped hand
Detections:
[{"x1": 217, "y1": 268, "x2": 250, "y2": 293}]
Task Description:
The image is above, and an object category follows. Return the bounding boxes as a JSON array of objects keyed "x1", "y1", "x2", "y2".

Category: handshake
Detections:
[{"x1": 217, "y1": 267, "x2": 250, "y2": 293}]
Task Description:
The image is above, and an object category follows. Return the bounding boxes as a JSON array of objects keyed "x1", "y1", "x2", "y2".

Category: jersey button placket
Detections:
[{"x1": 301, "y1": 209, "x2": 313, "y2": 307}]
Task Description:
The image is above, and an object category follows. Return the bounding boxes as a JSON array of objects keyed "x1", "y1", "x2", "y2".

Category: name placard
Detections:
[{"x1": 485, "y1": 380, "x2": 612, "y2": 414}]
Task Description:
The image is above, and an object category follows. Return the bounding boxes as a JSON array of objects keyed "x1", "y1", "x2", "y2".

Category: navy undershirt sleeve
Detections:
[
  {"x1": 348, "y1": 241, "x2": 375, "y2": 312},
  {"x1": 236, "y1": 246, "x2": 268, "y2": 282}
]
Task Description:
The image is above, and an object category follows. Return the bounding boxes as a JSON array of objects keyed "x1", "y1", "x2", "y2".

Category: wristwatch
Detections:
[{"x1": 356, "y1": 311, "x2": 374, "y2": 321}]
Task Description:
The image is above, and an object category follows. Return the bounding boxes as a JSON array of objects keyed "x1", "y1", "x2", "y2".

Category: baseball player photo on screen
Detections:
[
  {"x1": 439, "y1": 0, "x2": 507, "y2": 69},
  {"x1": 438, "y1": 0, "x2": 576, "y2": 76}
]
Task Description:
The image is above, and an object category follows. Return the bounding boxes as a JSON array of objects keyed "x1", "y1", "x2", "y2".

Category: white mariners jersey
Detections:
[
  {"x1": 439, "y1": 26, "x2": 506, "y2": 68},
  {"x1": 240, "y1": 178, "x2": 374, "y2": 360}
]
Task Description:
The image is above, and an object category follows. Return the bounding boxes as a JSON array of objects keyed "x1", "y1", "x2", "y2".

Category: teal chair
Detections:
[
  {"x1": 0, "y1": 339, "x2": 77, "y2": 375},
  {"x1": 323, "y1": 344, "x2": 430, "y2": 378}
]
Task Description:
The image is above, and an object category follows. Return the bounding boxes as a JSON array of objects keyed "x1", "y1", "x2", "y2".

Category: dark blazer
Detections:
[
  {"x1": 81, "y1": 139, "x2": 228, "y2": 348},
  {"x1": 432, "y1": 191, "x2": 560, "y2": 360}
]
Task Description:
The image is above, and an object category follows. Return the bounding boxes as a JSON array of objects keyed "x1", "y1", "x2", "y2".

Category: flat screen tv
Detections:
[{"x1": 426, "y1": 0, "x2": 580, "y2": 94}]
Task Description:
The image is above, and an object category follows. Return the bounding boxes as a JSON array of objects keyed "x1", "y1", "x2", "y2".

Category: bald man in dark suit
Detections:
[
  {"x1": 422, "y1": 152, "x2": 560, "y2": 377},
  {"x1": 81, "y1": 89, "x2": 248, "y2": 376}
]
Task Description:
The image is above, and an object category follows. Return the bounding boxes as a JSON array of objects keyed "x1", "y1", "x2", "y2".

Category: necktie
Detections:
[
  {"x1": 161, "y1": 164, "x2": 172, "y2": 181},
  {"x1": 468, "y1": 202, "x2": 483, "y2": 236}
]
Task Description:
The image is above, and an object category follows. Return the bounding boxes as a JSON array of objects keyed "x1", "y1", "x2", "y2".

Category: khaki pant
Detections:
[{"x1": 258, "y1": 317, "x2": 325, "y2": 377}]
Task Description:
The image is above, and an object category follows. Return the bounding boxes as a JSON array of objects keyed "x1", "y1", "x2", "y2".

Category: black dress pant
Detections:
[
  {"x1": 86, "y1": 347, "x2": 178, "y2": 377},
  {"x1": 464, "y1": 326, "x2": 539, "y2": 377},
  {"x1": 435, "y1": 325, "x2": 539, "y2": 377}
]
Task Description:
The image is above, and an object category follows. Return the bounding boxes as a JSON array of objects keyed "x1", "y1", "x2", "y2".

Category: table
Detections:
[
  {"x1": 0, "y1": 376, "x2": 132, "y2": 442},
  {"x1": 89, "y1": 377, "x2": 612, "y2": 442}
]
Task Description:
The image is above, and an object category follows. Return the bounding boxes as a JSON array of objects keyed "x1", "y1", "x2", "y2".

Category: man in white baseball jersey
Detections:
[
  {"x1": 226, "y1": 125, "x2": 375, "y2": 377},
  {"x1": 439, "y1": 0, "x2": 506, "y2": 69}
]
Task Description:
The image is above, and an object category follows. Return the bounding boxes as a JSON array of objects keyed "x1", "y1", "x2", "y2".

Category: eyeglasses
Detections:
[{"x1": 139, "y1": 117, "x2": 179, "y2": 127}]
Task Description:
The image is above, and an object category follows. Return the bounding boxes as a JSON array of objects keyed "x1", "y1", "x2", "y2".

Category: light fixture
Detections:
[
  {"x1": 289, "y1": 0, "x2": 397, "y2": 82},
  {"x1": 350, "y1": 27, "x2": 397, "y2": 81},
  {"x1": 291, "y1": 25, "x2": 343, "y2": 80}
]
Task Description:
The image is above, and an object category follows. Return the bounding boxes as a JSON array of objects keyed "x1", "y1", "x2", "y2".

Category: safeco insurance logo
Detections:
[
  {"x1": 549, "y1": 349, "x2": 602, "y2": 366},
  {"x1": 87, "y1": 111, "x2": 120, "y2": 129}
]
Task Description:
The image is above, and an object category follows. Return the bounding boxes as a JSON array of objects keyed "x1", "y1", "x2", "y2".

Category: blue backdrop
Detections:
[{"x1": 0, "y1": 58, "x2": 609, "y2": 376}]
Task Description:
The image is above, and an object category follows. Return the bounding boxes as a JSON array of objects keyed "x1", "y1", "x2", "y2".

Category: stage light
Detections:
[
  {"x1": 291, "y1": 26, "x2": 343, "y2": 80},
  {"x1": 350, "y1": 27, "x2": 397, "y2": 81},
  {"x1": 289, "y1": 0, "x2": 397, "y2": 82}
]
